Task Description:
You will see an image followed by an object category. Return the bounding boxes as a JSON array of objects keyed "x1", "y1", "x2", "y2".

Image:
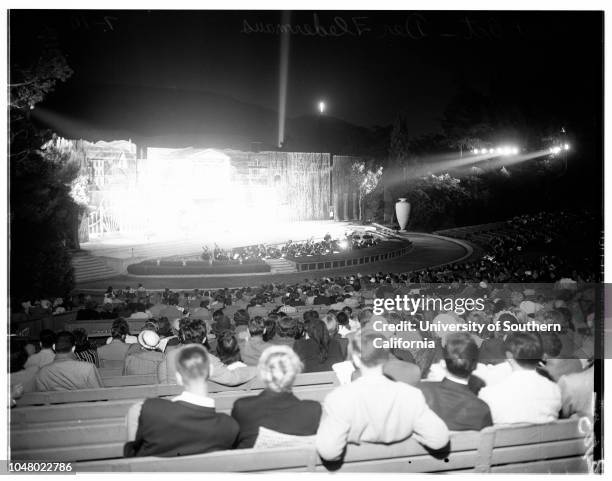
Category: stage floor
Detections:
[
  {"x1": 75, "y1": 232, "x2": 475, "y2": 291},
  {"x1": 81, "y1": 220, "x2": 365, "y2": 260}
]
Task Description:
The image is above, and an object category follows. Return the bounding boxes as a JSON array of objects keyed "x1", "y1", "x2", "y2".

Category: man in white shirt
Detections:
[
  {"x1": 479, "y1": 332, "x2": 562, "y2": 425},
  {"x1": 316, "y1": 331, "x2": 449, "y2": 461},
  {"x1": 24, "y1": 329, "x2": 56, "y2": 369}
]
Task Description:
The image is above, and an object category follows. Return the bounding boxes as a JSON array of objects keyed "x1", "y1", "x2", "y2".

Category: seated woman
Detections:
[
  {"x1": 156, "y1": 317, "x2": 180, "y2": 352},
  {"x1": 216, "y1": 331, "x2": 247, "y2": 370},
  {"x1": 72, "y1": 328, "x2": 100, "y2": 368},
  {"x1": 231, "y1": 345, "x2": 322, "y2": 448},
  {"x1": 293, "y1": 319, "x2": 345, "y2": 372}
]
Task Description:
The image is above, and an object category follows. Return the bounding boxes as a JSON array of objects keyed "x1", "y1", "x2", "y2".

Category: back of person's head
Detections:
[
  {"x1": 443, "y1": 333, "x2": 479, "y2": 378},
  {"x1": 212, "y1": 315, "x2": 233, "y2": 337},
  {"x1": 540, "y1": 331, "x2": 563, "y2": 359},
  {"x1": 303, "y1": 310, "x2": 319, "y2": 324},
  {"x1": 505, "y1": 332, "x2": 543, "y2": 369},
  {"x1": 156, "y1": 317, "x2": 173, "y2": 338},
  {"x1": 276, "y1": 317, "x2": 298, "y2": 339},
  {"x1": 233, "y1": 309, "x2": 250, "y2": 327},
  {"x1": 216, "y1": 331, "x2": 241, "y2": 365},
  {"x1": 199, "y1": 299, "x2": 209, "y2": 309},
  {"x1": 39, "y1": 329, "x2": 56, "y2": 349},
  {"x1": 349, "y1": 331, "x2": 389, "y2": 368},
  {"x1": 307, "y1": 319, "x2": 331, "y2": 362},
  {"x1": 10, "y1": 342, "x2": 28, "y2": 373},
  {"x1": 555, "y1": 307, "x2": 575, "y2": 331},
  {"x1": 258, "y1": 345, "x2": 303, "y2": 393},
  {"x1": 322, "y1": 313, "x2": 338, "y2": 336},
  {"x1": 180, "y1": 318, "x2": 206, "y2": 345},
  {"x1": 263, "y1": 317, "x2": 277, "y2": 342},
  {"x1": 111, "y1": 318, "x2": 130, "y2": 340},
  {"x1": 175, "y1": 344, "x2": 210, "y2": 384},
  {"x1": 212, "y1": 309, "x2": 225, "y2": 323},
  {"x1": 143, "y1": 320, "x2": 158, "y2": 333},
  {"x1": 543, "y1": 309, "x2": 569, "y2": 332},
  {"x1": 336, "y1": 311, "x2": 349, "y2": 327},
  {"x1": 358, "y1": 308, "x2": 373, "y2": 327},
  {"x1": 72, "y1": 328, "x2": 91, "y2": 351},
  {"x1": 248, "y1": 316, "x2": 265, "y2": 337},
  {"x1": 54, "y1": 331, "x2": 75, "y2": 354}
]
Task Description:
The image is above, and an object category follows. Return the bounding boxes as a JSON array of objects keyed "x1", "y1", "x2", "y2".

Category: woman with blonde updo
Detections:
[{"x1": 230, "y1": 345, "x2": 322, "y2": 448}]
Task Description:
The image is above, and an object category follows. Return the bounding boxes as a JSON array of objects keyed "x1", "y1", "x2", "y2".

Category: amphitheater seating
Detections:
[
  {"x1": 11, "y1": 383, "x2": 337, "y2": 462},
  {"x1": 12, "y1": 311, "x2": 79, "y2": 338},
  {"x1": 64, "y1": 319, "x2": 147, "y2": 339},
  {"x1": 72, "y1": 418, "x2": 586, "y2": 473},
  {"x1": 15, "y1": 371, "x2": 339, "y2": 406}
]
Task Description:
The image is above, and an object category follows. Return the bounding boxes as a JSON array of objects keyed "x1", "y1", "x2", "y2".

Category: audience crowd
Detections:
[{"x1": 8, "y1": 210, "x2": 598, "y2": 462}]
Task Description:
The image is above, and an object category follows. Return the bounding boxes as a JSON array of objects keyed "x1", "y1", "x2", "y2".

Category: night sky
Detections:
[{"x1": 9, "y1": 10, "x2": 603, "y2": 139}]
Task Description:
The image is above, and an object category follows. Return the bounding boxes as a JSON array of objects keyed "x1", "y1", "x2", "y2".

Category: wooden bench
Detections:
[
  {"x1": 71, "y1": 419, "x2": 586, "y2": 473},
  {"x1": 15, "y1": 371, "x2": 339, "y2": 406},
  {"x1": 64, "y1": 319, "x2": 146, "y2": 339},
  {"x1": 10, "y1": 384, "x2": 335, "y2": 462}
]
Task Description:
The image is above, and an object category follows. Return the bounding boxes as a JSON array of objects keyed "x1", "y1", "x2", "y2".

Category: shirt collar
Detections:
[
  {"x1": 444, "y1": 373, "x2": 469, "y2": 385},
  {"x1": 172, "y1": 391, "x2": 215, "y2": 408}
]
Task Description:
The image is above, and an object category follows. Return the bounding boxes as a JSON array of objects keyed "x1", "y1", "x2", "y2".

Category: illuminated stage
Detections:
[{"x1": 81, "y1": 220, "x2": 364, "y2": 261}]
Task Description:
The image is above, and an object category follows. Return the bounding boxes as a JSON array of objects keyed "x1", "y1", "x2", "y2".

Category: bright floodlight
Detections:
[
  {"x1": 511, "y1": 147, "x2": 519, "y2": 155},
  {"x1": 564, "y1": 143, "x2": 570, "y2": 150},
  {"x1": 318, "y1": 101, "x2": 326, "y2": 114},
  {"x1": 489, "y1": 148, "x2": 495, "y2": 154},
  {"x1": 339, "y1": 239, "x2": 348, "y2": 250}
]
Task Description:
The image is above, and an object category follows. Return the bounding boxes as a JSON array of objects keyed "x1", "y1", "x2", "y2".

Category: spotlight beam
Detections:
[{"x1": 277, "y1": 11, "x2": 291, "y2": 148}]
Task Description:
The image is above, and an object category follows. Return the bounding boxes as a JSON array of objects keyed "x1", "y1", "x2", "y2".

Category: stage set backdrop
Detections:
[{"x1": 54, "y1": 138, "x2": 363, "y2": 243}]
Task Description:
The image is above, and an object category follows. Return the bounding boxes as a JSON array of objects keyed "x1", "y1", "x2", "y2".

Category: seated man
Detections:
[
  {"x1": 98, "y1": 318, "x2": 132, "y2": 369},
  {"x1": 231, "y1": 345, "x2": 322, "y2": 448},
  {"x1": 539, "y1": 331, "x2": 583, "y2": 382},
  {"x1": 315, "y1": 331, "x2": 449, "y2": 462},
  {"x1": 34, "y1": 331, "x2": 103, "y2": 391},
  {"x1": 479, "y1": 332, "x2": 562, "y2": 424},
  {"x1": 419, "y1": 333, "x2": 492, "y2": 431},
  {"x1": 24, "y1": 329, "x2": 56, "y2": 369},
  {"x1": 157, "y1": 318, "x2": 256, "y2": 386},
  {"x1": 240, "y1": 316, "x2": 268, "y2": 366},
  {"x1": 559, "y1": 365, "x2": 594, "y2": 420},
  {"x1": 125, "y1": 344, "x2": 239, "y2": 457},
  {"x1": 124, "y1": 330, "x2": 164, "y2": 375}
]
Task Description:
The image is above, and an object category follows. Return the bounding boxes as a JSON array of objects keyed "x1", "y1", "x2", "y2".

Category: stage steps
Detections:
[
  {"x1": 72, "y1": 253, "x2": 119, "y2": 283},
  {"x1": 264, "y1": 258, "x2": 297, "y2": 273}
]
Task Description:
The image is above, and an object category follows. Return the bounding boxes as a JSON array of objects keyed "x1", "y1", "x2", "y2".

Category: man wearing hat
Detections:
[{"x1": 124, "y1": 329, "x2": 164, "y2": 376}]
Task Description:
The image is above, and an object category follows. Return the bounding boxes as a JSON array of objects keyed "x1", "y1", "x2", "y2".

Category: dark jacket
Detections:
[
  {"x1": 419, "y1": 377, "x2": 493, "y2": 431},
  {"x1": 124, "y1": 398, "x2": 238, "y2": 457},
  {"x1": 293, "y1": 338, "x2": 345, "y2": 372},
  {"x1": 231, "y1": 390, "x2": 322, "y2": 448},
  {"x1": 478, "y1": 337, "x2": 507, "y2": 365}
]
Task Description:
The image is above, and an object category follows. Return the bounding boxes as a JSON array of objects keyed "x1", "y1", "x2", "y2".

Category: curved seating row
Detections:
[{"x1": 72, "y1": 419, "x2": 587, "y2": 473}]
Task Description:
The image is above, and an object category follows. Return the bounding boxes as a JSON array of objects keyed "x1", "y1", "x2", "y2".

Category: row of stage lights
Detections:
[
  {"x1": 472, "y1": 143, "x2": 570, "y2": 156},
  {"x1": 549, "y1": 144, "x2": 571, "y2": 155},
  {"x1": 472, "y1": 146, "x2": 520, "y2": 156}
]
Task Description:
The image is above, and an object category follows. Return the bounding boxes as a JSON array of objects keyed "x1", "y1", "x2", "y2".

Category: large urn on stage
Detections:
[{"x1": 395, "y1": 198, "x2": 411, "y2": 232}]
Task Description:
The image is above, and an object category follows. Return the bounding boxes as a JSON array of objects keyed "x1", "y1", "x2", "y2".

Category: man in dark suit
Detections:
[
  {"x1": 419, "y1": 332, "x2": 493, "y2": 431},
  {"x1": 478, "y1": 313, "x2": 519, "y2": 365},
  {"x1": 125, "y1": 344, "x2": 238, "y2": 457},
  {"x1": 231, "y1": 345, "x2": 322, "y2": 448}
]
